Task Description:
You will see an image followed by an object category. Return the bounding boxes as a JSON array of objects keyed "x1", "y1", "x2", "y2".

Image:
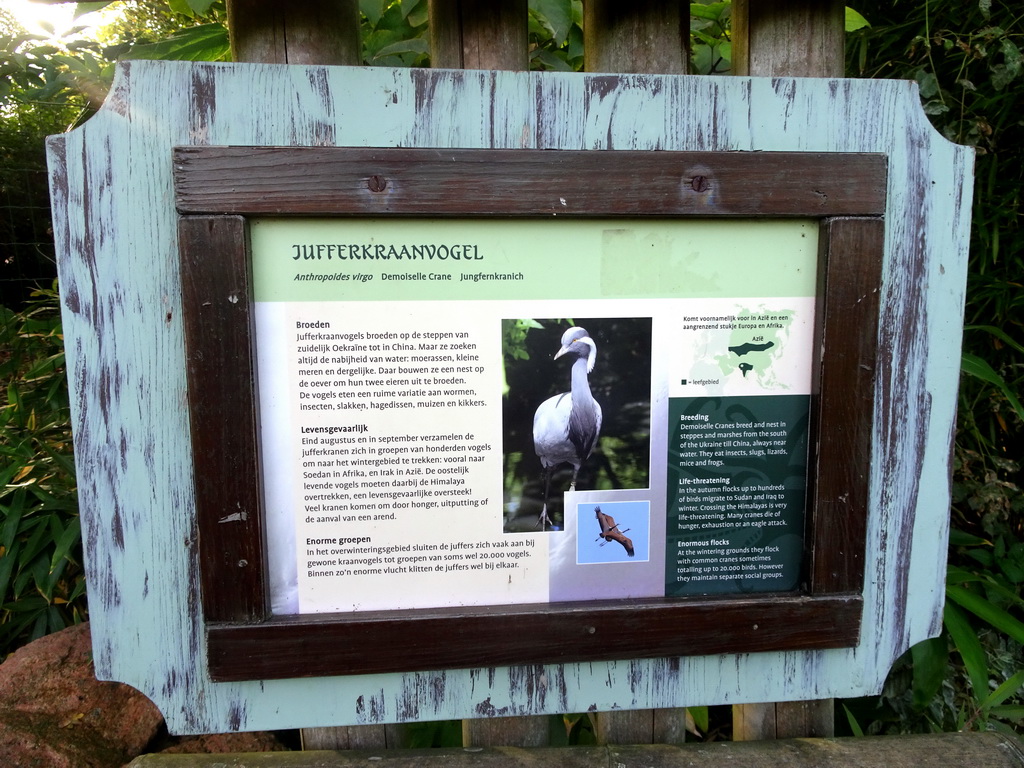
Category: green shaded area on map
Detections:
[{"x1": 716, "y1": 309, "x2": 794, "y2": 385}]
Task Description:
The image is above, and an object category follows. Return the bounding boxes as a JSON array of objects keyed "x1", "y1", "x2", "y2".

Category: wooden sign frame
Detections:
[{"x1": 175, "y1": 146, "x2": 885, "y2": 682}]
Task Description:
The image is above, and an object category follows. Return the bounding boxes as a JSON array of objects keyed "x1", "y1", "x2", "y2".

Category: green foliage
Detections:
[
  {"x1": 169, "y1": 0, "x2": 220, "y2": 16},
  {"x1": 116, "y1": 21, "x2": 228, "y2": 61},
  {"x1": 691, "y1": 2, "x2": 732, "y2": 75},
  {"x1": 360, "y1": 0, "x2": 428, "y2": 66},
  {"x1": 0, "y1": 14, "x2": 81, "y2": 306},
  {"x1": 843, "y1": 514, "x2": 1024, "y2": 735},
  {"x1": 500, "y1": 318, "x2": 543, "y2": 396},
  {"x1": 0, "y1": 13, "x2": 106, "y2": 112},
  {"x1": 943, "y1": 452, "x2": 1024, "y2": 734},
  {"x1": 398, "y1": 719, "x2": 463, "y2": 747},
  {"x1": 1, "y1": 1, "x2": 229, "y2": 119},
  {"x1": 847, "y1": 1, "x2": 1024, "y2": 355},
  {"x1": 0, "y1": 284, "x2": 84, "y2": 658},
  {"x1": 97, "y1": 0, "x2": 223, "y2": 46},
  {"x1": 835, "y1": 0, "x2": 1024, "y2": 738},
  {"x1": 846, "y1": 8, "x2": 871, "y2": 33},
  {"x1": 842, "y1": 452, "x2": 1024, "y2": 735},
  {"x1": 99, "y1": 0, "x2": 229, "y2": 67},
  {"x1": 528, "y1": 0, "x2": 583, "y2": 71}
]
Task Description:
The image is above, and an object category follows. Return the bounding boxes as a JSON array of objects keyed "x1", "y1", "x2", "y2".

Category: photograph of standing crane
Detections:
[{"x1": 502, "y1": 317, "x2": 653, "y2": 533}]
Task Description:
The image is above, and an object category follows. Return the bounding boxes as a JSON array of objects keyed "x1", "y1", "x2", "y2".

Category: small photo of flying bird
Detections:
[
  {"x1": 595, "y1": 506, "x2": 634, "y2": 556},
  {"x1": 575, "y1": 501, "x2": 650, "y2": 564}
]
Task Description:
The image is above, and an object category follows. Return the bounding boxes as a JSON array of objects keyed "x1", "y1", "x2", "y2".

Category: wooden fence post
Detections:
[
  {"x1": 582, "y1": 2, "x2": 689, "y2": 744},
  {"x1": 428, "y1": 0, "x2": 528, "y2": 70},
  {"x1": 426, "y1": 0, "x2": 538, "y2": 749},
  {"x1": 226, "y1": 0, "x2": 360, "y2": 65},
  {"x1": 731, "y1": 0, "x2": 845, "y2": 77},
  {"x1": 584, "y1": 0, "x2": 688, "y2": 74},
  {"x1": 225, "y1": 1, "x2": 374, "y2": 749},
  {"x1": 729, "y1": 0, "x2": 845, "y2": 740}
]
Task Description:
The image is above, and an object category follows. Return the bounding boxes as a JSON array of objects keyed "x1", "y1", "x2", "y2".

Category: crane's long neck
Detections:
[
  {"x1": 567, "y1": 351, "x2": 599, "y2": 460},
  {"x1": 570, "y1": 354, "x2": 593, "y2": 403}
]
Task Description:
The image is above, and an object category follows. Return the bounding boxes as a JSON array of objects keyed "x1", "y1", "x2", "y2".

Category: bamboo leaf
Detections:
[
  {"x1": 35, "y1": 441, "x2": 76, "y2": 479},
  {"x1": 46, "y1": 604, "x2": 66, "y2": 634},
  {"x1": 949, "y1": 528, "x2": 991, "y2": 547},
  {"x1": 947, "y1": 584, "x2": 1024, "y2": 643},
  {"x1": 687, "y1": 705, "x2": 709, "y2": 734},
  {"x1": 989, "y1": 705, "x2": 1024, "y2": 721},
  {"x1": 961, "y1": 353, "x2": 1024, "y2": 422},
  {"x1": 959, "y1": 574, "x2": 1024, "y2": 610},
  {"x1": 911, "y1": 636, "x2": 949, "y2": 710},
  {"x1": 0, "y1": 540, "x2": 21, "y2": 602},
  {"x1": 964, "y1": 325, "x2": 1024, "y2": 355},
  {"x1": 944, "y1": 602, "x2": 990, "y2": 702},
  {"x1": 947, "y1": 565, "x2": 991, "y2": 585},
  {"x1": 845, "y1": 8, "x2": 870, "y2": 32},
  {"x1": 1, "y1": 494, "x2": 25, "y2": 551},
  {"x1": 49, "y1": 517, "x2": 80, "y2": 570},
  {"x1": 31, "y1": 553, "x2": 51, "y2": 600},
  {"x1": 30, "y1": 610, "x2": 48, "y2": 641},
  {"x1": 21, "y1": 518, "x2": 50, "y2": 566},
  {"x1": 843, "y1": 704, "x2": 865, "y2": 737},
  {"x1": 982, "y1": 670, "x2": 1024, "y2": 710}
]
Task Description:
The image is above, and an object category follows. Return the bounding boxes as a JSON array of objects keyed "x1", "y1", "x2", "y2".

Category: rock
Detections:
[
  {"x1": 0, "y1": 622, "x2": 163, "y2": 767},
  {"x1": 0, "y1": 622, "x2": 294, "y2": 766},
  {"x1": 0, "y1": 709, "x2": 128, "y2": 768}
]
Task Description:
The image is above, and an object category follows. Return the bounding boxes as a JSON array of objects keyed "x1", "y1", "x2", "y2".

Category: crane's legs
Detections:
[
  {"x1": 569, "y1": 466, "x2": 580, "y2": 491},
  {"x1": 537, "y1": 465, "x2": 582, "y2": 531},
  {"x1": 538, "y1": 468, "x2": 553, "y2": 531}
]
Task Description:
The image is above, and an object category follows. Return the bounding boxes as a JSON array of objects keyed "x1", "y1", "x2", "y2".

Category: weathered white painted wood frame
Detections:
[{"x1": 47, "y1": 60, "x2": 972, "y2": 734}]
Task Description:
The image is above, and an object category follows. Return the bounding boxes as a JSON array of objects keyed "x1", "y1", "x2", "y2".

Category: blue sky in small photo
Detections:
[{"x1": 576, "y1": 500, "x2": 650, "y2": 564}]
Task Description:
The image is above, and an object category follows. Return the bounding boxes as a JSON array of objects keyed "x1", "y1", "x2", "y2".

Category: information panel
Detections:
[{"x1": 251, "y1": 218, "x2": 818, "y2": 615}]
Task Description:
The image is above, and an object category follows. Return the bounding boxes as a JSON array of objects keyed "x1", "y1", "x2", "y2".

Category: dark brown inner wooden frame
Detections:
[{"x1": 174, "y1": 147, "x2": 885, "y2": 682}]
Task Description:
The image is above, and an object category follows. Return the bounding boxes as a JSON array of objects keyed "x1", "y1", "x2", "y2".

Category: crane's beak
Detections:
[{"x1": 553, "y1": 345, "x2": 570, "y2": 360}]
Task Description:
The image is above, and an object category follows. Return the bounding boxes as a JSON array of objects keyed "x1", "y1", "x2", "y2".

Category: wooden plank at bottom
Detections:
[
  {"x1": 301, "y1": 725, "x2": 389, "y2": 749},
  {"x1": 733, "y1": 699, "x2": 834, "y2": 740},
  {"x1": 462, "y1": 716, "x2": 549, "y2": 747},
  {"x1": 732, "y1": 703, "x2": 776, "y2": 741},
  {"x1": 593, "y1": 707, "x2": 689, "y2": 744},
  {"x1": 776, "y1": 700, "x2": 834, "y2": 738},
  {"x1": 127, "y1": 733, "x2": 1024, "y2": 767},
  {"x1": 594, "y1": 710, "x2": 654, "y2": 744},
  {"x1": 652, "y1": 708, "x2": 690, "y2": 744}
]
